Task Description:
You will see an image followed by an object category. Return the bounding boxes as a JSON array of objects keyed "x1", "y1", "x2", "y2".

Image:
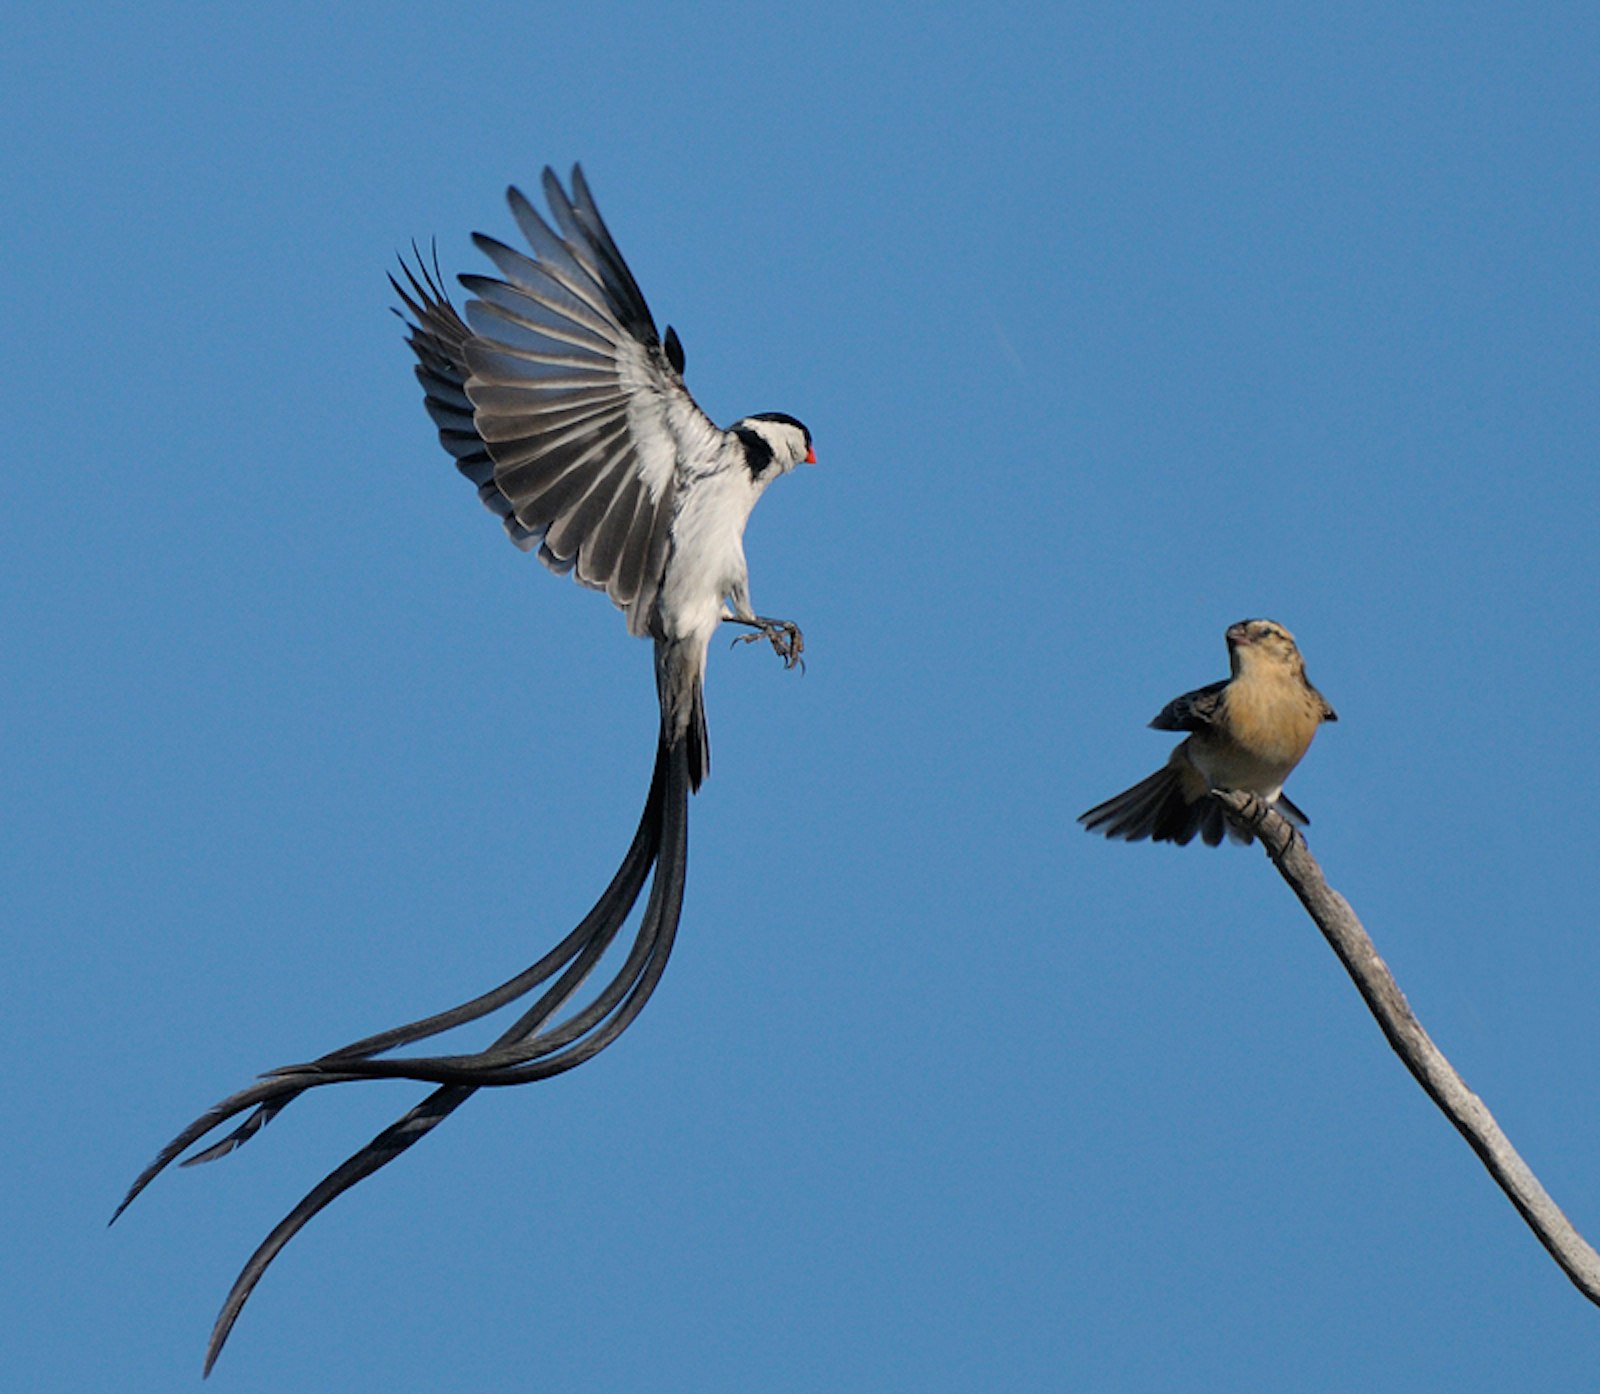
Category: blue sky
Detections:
[{"x1": 7, "y1": 4, "x2": 1600, "y2": 1389}]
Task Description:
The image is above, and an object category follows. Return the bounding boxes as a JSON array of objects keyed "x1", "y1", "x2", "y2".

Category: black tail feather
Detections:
[
  {"x1": 654, "y1": 638, "x2": 709, "y2": 792},
  {"x1": 1080, "y1": 764, "x2": 1298, "y2": 847},
  {"x1": 199, "y1": 738, "x2": 693, "y2": 1372},
  {"x1": 121, "y1": 739, "x2": 696, "y2": 1375},
  {"x1": 112, "y1": 748, "x2": 666, "y2": 1223},
  {"x1": 1081, "y1": 767, "x2": 1187, "y2": 843},
  {"x1": 686, "y1": 680, "x2": 708, "y2": 793},
  {"x1": 1080, "y1": 765, "x2": 1247, "y2": 847}
]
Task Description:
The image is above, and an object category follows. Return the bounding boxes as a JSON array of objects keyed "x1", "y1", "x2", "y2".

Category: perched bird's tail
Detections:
[
  {"x1": 654, "y1": 637, "x2": 709, "y2": 792},
  {"x1": 1078, "y1": 766, "x2": 1239, "y2": 847}
]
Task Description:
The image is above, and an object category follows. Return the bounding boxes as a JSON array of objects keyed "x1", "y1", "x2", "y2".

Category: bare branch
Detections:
[{"x1": 1217, "y1": 790, "x2": 1600, "y2": 1306}]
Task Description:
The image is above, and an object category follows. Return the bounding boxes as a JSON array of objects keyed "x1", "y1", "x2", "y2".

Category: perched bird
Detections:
[
  {"x1": 1079, "y1": 619, "x2": 1336, "y2": 846},
  {"x1": 116, "y1": 166, "x2": 814, "y2": 1373}
]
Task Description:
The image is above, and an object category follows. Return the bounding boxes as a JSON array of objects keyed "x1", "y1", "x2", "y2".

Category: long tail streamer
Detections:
[{"x1": 114, "y1": 740, "x2": 692, "y2": 1375}]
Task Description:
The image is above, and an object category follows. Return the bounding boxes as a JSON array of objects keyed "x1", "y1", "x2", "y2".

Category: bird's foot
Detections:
[
  {"x1": 728, "y1": 616, "x2": 805, "y2": 671},
  {"x1": 1230, "y1": 791, "x2": 1268, "y2": 822}
]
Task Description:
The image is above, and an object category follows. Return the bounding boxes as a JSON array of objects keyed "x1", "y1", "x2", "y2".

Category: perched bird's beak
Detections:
[
  {"x1": 1225, "y1": 622, "x2": 1251, "y2": 648},
  {"x1": 805, "y1": 446, "x2": 817, "y2": 464}
]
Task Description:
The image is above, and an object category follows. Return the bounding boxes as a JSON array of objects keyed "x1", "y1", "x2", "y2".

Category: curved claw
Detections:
[{"x1": 730, "y1": 617, "x2": 805, "y2": 672}]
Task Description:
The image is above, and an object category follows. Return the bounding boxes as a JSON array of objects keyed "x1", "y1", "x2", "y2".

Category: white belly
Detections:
[{"x1": 657, "y1": 468, "x2": 763, "y2": 645}]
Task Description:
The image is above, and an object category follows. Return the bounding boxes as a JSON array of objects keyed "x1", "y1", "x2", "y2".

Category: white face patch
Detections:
[{"x1": 735, "y1": 416, "x2": 810, "y2": 474}]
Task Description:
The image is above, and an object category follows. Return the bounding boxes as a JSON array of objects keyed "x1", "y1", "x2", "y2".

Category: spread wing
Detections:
[
  {"x1": 395, "y1": 165, "x2": 724, "y2": 637},
  {"x1": 1149, "y1": 679, "x2": 1228, "y2": 733}
]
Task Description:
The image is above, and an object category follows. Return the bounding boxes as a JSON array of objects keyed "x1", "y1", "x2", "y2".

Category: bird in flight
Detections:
[
  {"x1": 115, "y1": 165, "x2": 815, "y2": 1373},
  {"x1": 1078, "y1": 618, "x2": 1336, "y2": 846}
]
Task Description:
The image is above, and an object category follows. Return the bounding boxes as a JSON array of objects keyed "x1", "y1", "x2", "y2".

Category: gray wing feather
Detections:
[
  {"x1": 1150, "y1": 679, "x2": 1228, "y2": 733},
  {"x1": 494, "y1": 423, "x2": 631, "y2": 531},
  {"x1": 583, "y1": 473, "x2": 646, "y2": 600},
  {"x1": 397, "y1": 166, "x2": 716, "y2": 635},
  {"x1": 391, "y1": 258, "x2": 542, "y2": 551},
  {"x1": 544, "y1": 456, "x2": 633, "y2": 563},
  {"x1": 617, "y1": 488, "x2": 669, "y2": 620}
]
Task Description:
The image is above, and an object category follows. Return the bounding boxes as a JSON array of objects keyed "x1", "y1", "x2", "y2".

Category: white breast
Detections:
[{"x1": 656, "y1": 442, "x2": 768, "y2": 645}]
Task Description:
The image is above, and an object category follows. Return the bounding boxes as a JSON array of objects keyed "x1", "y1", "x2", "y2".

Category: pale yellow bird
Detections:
[{"x1": 1079, "y1": 618, "x2": 1337, "y2": 846}]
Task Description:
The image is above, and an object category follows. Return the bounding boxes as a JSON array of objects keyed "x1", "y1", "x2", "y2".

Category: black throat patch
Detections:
[{"x1": 732, "y1": 426, "x2": 774, "y2": 478}]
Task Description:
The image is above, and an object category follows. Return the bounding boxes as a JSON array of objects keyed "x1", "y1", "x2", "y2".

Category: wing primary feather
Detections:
[
  {"x1": 578, "y1": 472, "x2": 645, "y2": 595},
  {"x1": 465, "y1": 237, "x2": 621, "y2": 336},
  {"x1": 1150, "y1": 680, "x2": 1228, "y2": 732},
  {"x1": 398, "y1": 168, "x2": 716, "y2": 623},
  {"x1": 539, "y1": 167, "x2": 657, "y2": 344},
  {"x1": 464, "y1": 281, "x2": 620, "y2": 356},
  {"x1": 541, "y1": 462, "x2": 624, "y2": 562},
  {"x1": 565, "y1": 164, "x2": 660, "y2": 343},
  {"x1": 504, "y1": 186, "x2": 611, "y2": 310},
  {"x1": 491, "y1": 419, "x2": 631, "y2": 504}
]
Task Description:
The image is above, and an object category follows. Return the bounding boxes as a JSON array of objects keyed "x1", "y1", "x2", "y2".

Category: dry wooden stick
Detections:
[{"x1": 1217, "y1": 790, "x2": 1600, "y2": 1306}]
